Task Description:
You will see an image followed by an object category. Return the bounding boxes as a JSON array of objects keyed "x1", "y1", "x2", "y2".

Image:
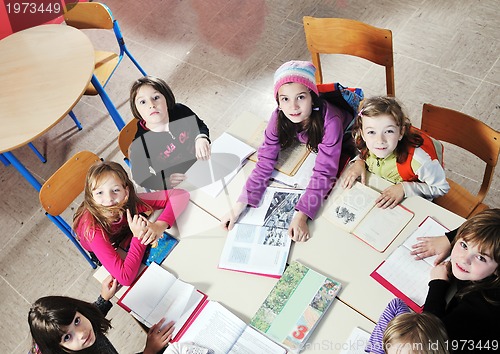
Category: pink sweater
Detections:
[{"x1": 77, "y1": 190, "x2": 189, "y2": 285}]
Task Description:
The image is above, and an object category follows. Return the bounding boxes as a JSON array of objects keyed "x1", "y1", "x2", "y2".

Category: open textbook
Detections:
[
  {"x1": 251, "y1": 261, "x2": 342, "y2": 353},
  {"x1": 183, "y1": 132, "x2": 255, "y2": 197},
  {"x1": 227, "y1": 111, "x2": 310, "y2": 176},
  {"x1": 371, "y1": 216, "x2": 449, "y2": 312},
  {"x1": 323, "y1": 182, "x2": 414, "y2": 252},
  {"x1": 219, "y1": 187, "x2": 302, "y2": 277},
  {"x1": 175, "y1": 301, "x2": 286, "y2": 354},
  {"x1": 118, "y1": 263, "x2": 207, "y2": 337}
]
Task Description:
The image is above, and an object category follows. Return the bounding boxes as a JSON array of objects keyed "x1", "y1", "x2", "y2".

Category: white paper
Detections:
[
  {"x1": 270, "y1": 152, "x2": 317, "y2": 189},
  {"x1": 184, "y1": 132, "x2": 255, "y2": 197},
  {"x1": 178, "y1": 301, "x2": 285, "y2": 354},
  {"x1": 219, "y1": 188, "x2": 301, "y2": 276},
  {"x1": 120, "y1": 263, "x2": 203, "y2": 328},
  {"x1": 340, "y1": 327, "x2": 371, "y2": 354}
]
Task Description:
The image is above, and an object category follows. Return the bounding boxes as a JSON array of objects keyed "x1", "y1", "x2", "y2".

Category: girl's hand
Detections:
[
  {"x1": 430, "y1": 261, "x2": 450, "y2": 281},
  {"x1": 100, "y1": 275, "x2": 118, "y2": 301},
  {"x1": 410, "y1": 235, "x2": 451, "y2": 265},
  {"x1": 140, "y1": 220, "x2": 170, "y2": 245},
  {"x1": 170, "y1": 173, "x2": 187, "y2": 188},
  {"x1": 127, "y1": 209, "x2": 147, "y2": 238},
  {"x1": 288, "y1": 212, "x2": 310, "y2": 242},
  {"x1": 143, "y1": 319, "x2": 174, "y2": 354},
  {"x1": 341, "y1": 160, "x2": 366, "y2": 189},
  {"x1": 375, "y1": 184, "x2": 405, "y2": 209},
  {"x1": 195, "y1": 137, "x2": 211, "y2": 161},
  {"x1": 221, "y1": 202, "x2": 246, "y2": 230}
]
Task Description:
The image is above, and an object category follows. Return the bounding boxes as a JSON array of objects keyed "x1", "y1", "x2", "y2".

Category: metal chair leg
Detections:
[
  {"x1": 28, "y1": 142, "x2": 47, "y2": 163},
  {"x1": 69, "y1": 110, "x2": 83, "y2": 130}
]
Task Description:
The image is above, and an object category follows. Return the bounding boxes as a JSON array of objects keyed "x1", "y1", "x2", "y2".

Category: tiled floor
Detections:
[{"x1": 1, "y1": 0, "x2": 499, "y2": 352}]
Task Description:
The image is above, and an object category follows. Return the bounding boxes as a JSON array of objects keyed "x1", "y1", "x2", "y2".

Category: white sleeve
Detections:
[{"x1": 401, "y1": 147, "x2": 450, "y2": 200}]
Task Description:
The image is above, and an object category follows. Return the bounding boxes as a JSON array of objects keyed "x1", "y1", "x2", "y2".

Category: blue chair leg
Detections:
[
  {"x1": 91, "y1": 75, "x2": 125, "y2": 131},
  {"x1": 0, "y1": 153, "x2": 10, "y2": 166},
  {"x1": 46, "y1": 213, "x2": 97, "y2": 269},
  {"x1": 69, "y1": 110, "x2": 83, "y2": 130},
  {"x1": 28, "y1": 142, "x2": 47, "y2": 163}
]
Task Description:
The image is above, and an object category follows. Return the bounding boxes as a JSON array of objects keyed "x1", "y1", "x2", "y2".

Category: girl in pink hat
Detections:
[{"x1": 222, "y1": 60, "x2": 353, "y2": 242}]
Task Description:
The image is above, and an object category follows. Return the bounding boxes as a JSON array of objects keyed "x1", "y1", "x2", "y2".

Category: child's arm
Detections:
[
  {"x1": 341, "y1": 159, "x2": 367, "y2": 189},
  {"x1": 401, "y1": 149, "x2": 450, "y2": 199},
  {"x1": 410, "y1": 235, "x2": 451, "y2": 264},
  {"x1": 195, "y1": 136, "x2": 211, "y2": 160},
  {"x1": 139, "y1": 189, "x2": 190, "y2": 231}
]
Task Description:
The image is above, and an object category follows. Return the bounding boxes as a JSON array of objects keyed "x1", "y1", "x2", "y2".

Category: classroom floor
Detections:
[{"x1": 1, "y1": 0, "x2": 499, "y2": 352}]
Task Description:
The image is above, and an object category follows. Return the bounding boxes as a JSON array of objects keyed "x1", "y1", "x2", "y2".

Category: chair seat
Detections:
[
  {"x1": 432, "y1": 179, "x2": 482, "y2": 219},
  {"x1": 85, "y1": 50, "x2": 119, "y2": 95}
]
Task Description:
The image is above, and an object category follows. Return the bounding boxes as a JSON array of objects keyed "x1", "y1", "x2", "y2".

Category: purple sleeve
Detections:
[
  {"x1": 294, "y1": 104, "x2": 344, "y2": 219},
  {"x1": 238, "y1": 110, "x2": 281, "y2": 207},
  {"x1": 365, "y1": 298, "x2": 410, "y2": 354}
]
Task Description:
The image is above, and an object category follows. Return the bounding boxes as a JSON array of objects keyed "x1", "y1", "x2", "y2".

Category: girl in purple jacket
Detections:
[{"x1": 222, "y1": 60, "x2": 353, "y2": 242}]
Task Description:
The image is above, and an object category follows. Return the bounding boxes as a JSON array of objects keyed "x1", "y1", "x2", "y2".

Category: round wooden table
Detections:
[{"x1": 0, "y1": 24, "x2": 94, "y2": 189}]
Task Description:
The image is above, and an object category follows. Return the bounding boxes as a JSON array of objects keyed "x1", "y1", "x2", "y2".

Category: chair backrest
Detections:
[
  {"x1": 39, "y1": 151, "x2": 101, "y2": 216},
  {"x1": 63, "y1": 2, "x2": 114, "y2": 30},
  {"x1": 421, "y1": 103, "x2": 500, "y2": 208},
  {"x1": 303, "y1": 16, "x2": 395, "y2": 96},
  {"x1": 118, "y1": 118, "x2": 139, "y2": 159}
]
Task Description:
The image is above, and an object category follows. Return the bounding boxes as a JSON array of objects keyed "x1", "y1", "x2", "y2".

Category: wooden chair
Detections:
[
  {"x1": 303, "y1": 17, "x2": 395, "y2": 96},
  {"x1": 118, "y1": 118, "x2": 139, "y2": 166},
  {"x1": 63, "y1": 2, "x2": 147, "y2": 130},
  {"x1": 420, "y1": 103, "x2": 500, "y2": 219},
  {"x1": 39, "y1": 151, "x2": 101, "y2": 268}
]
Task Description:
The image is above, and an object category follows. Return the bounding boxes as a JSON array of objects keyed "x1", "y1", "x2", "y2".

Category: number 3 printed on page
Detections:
[{"x1": 292, "y1": 325, "x2": 309, "y2": 340}]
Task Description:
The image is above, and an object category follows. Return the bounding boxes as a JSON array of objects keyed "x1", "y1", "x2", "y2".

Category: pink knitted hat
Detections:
[{"x1": 273, "y1": 60, "x2": 318, "y2": 98}]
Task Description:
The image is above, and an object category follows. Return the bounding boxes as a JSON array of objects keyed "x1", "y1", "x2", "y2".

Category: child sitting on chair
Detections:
[
  {"x1": 129, "y1": 76, "x2": 211, "y2": 190},
  {"x1": 342, "y1": 96, "x2": 449, "y2": 209},
  {"x1": 73, "y1": 160, "x2": 189, "y2": 286}
]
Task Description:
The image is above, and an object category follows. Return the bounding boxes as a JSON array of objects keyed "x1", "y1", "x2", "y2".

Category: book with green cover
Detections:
[{"x1": 250, "y1": 261, "x2": 342, "y2": 353}]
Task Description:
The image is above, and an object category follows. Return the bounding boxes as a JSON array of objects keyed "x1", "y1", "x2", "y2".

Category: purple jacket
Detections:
[{"x1": 238, "y1": 101, "x2": 352, "y2": 219}]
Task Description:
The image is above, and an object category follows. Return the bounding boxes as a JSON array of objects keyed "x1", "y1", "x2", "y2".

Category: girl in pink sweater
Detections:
[{"x1": 73, "y1": 161, "x2": 189, "y2": 285}]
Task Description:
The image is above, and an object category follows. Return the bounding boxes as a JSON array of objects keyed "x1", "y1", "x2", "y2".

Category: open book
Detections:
[
  {"x1": 323, "y1": 182, "x2": 414, "y2": 252},
  {"x1": 183, "y1": 132, "x2": 256, "y2": 197},
  {"x1": 227, "y1": 111, "x2": 310, "y2": 176},
  {"x1": 174, "y1": 301, "x2": 286, "y2": 354},
  {"x1": 219, "y1": 187, "x2": 302, "y2": 277},
  {"x1": 371, "y1": 216, "x2": 449, "y2": 312},
  {"x1": 117, "y1": 263, "x2": 208, "y2": 339},
  {"x1": 250, "y1": 261, "x2": 342, "y2": 353}
]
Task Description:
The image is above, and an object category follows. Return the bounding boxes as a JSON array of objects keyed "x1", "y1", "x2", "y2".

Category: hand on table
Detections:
[
  {"x1": 195, "y1": 138, "x2": 211, "y2": 161},
  {"x1": 341, "y1": 159, "x2": 366, "y2": 189},
  {"x1": 143, "y1": 319, "x2": 175, "y2": 354},
  {"x1": 221, "y1": 202, "x2": 246, "y2": 231},
  {"x1": 170, "y1": 173, "x2": 187, "y2": 188},
  {"x1": 375, "y1": 184, "x2": 405, "y2": 209},
  {"x1": 288, "y1": 212, "x2": 310, "y2": 242},
  {"x1": 139, "y1": 220, "x2": 170, "y2": 245},
  {"x1": 411, "y1": 235, "x2": 451, "y2": 264}
]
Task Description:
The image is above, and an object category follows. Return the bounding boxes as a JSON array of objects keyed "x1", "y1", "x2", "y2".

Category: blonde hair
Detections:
[
  {"x1": 452, "y1": 208, "x2": 500, "y2": 302},
  {"x1": 73, "y1": 161, "x2": 151, "y2": 244},
  {"x1": 352, "y1": 96, "x2": 423, "y2": 162},
  {"x1": 383, "y1": 312, "x2": 449, "y2": 354}
]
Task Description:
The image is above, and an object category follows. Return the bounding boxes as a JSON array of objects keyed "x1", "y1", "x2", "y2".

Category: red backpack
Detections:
[{"x1": 397, "y1": 127, "x2": 444, "y2": 181}]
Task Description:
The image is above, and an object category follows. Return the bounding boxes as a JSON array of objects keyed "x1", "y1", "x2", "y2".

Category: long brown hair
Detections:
[
  {"x1": 29, "y1": 296, "x2": 112, "y2": 354},
  {"x1": 72, "y1": 161, "x2": 151, "y2": 244},
  {"x1": 451, "y1": 209, "x2": 500, "y2": 304},
  {"x1": 352, "y1": 96, "x2": 423, "y2": 162},
  {"x1": 276, "y1": 91, "x2": 324, "y2": 153}
]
